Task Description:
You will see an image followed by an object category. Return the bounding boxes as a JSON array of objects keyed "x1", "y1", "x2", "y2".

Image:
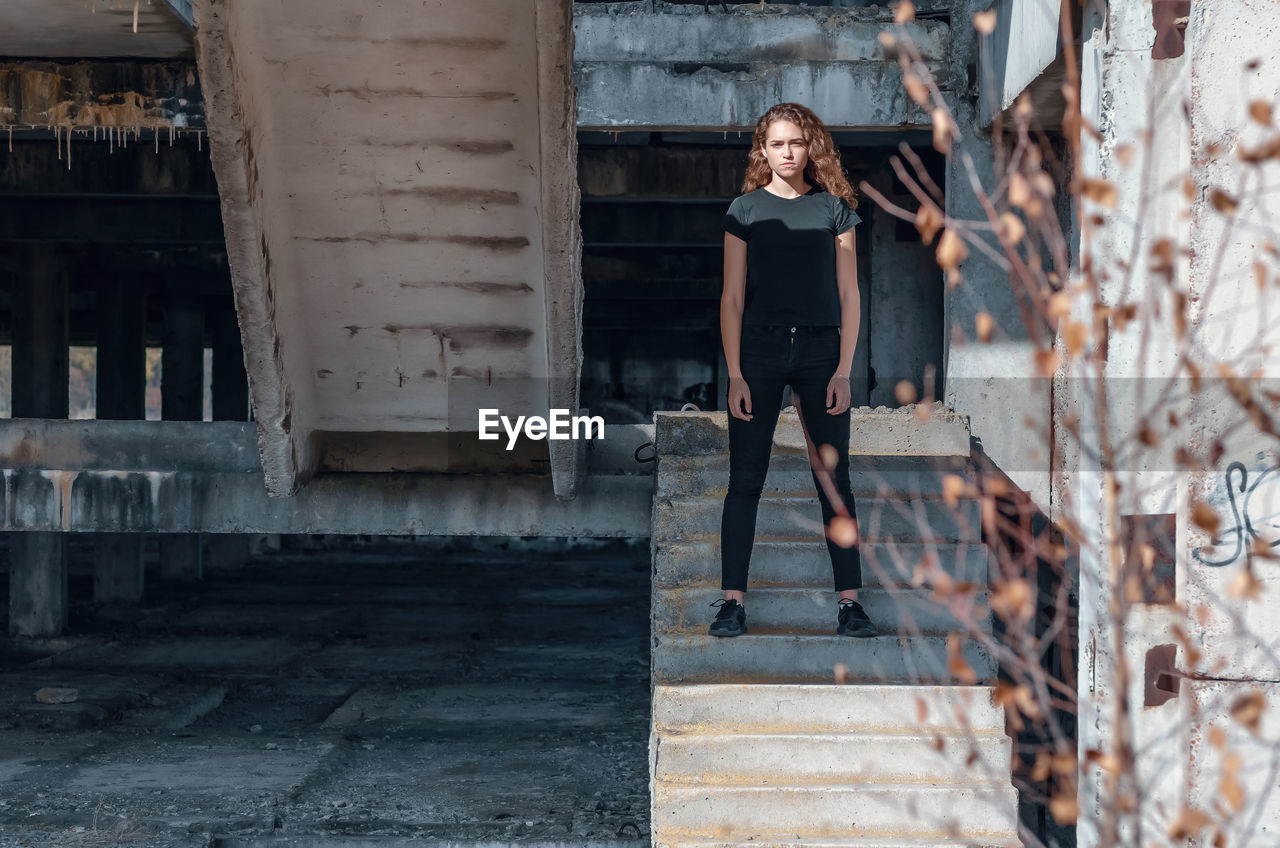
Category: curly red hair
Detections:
[{"x1": 742, "y1": 102, "x2": 857, "y2": 208}]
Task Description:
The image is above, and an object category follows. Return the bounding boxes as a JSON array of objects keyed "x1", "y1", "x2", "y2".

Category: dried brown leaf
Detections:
[
  {"x1": 947, "y1": 635, "x2": 977, "y2": 684},
  {"x1": 915, "y1": 203, "x2": 943, "y2": 243},
  {"x1": 1080, "y1": 177, "x2": 1117, "y2": 208},
  {"x1": 1009, "y1": 173, "x2": 1031, "y2": 208},
  {"x1": 1230, "y1": 690, "x2": 1266, "y2": 734},
  {"x1": 999, "y1": 211, "x2": 1025, "y2": 244},
  {"x1": 1048, "y1": 291, "x2": 1072, "y2": 319},
  {"x1": 975, "y1": 311, "x2": 994, "y2": 343},
  {"x1": 936, "y1": 228, "x2": 968, "y2": 270},
  {"x1": 1229, "y1": 566, "x2": 1263, "y2": 600},
  {"x1": 991, "y1": 579, "x2": 1034, "y2": 622},
  {"x1": 1210, "y1": 188, "x2": 1239, "y2": 216},
  {"x1": 973, "y1": 9, "x2": 996, "y2": 33},
  {"x1": 1168, "y1": 806, "x2": 1212, "y2": 840},
  {"x1": 1151, "y1": 238, "x2": 1176, "y2": 274},
  {"x1": 829, "y1": 515, "x2": 858, "y2": 548},
  {"x1": 1064, "y1": 321, "x2": 1088, "y2": 357},
  {"x1": 1240, "y1": 135, "x2": 1280, "y2": 163},
  {"x1": 1221, "y1": 752, "x2": 1245, "y2": 810},
  {"x1": 1208, "y1": 725, "x2": 1227, "y2": 749},
  {"x1": 1049, "y1": 792, "x2": 1078, "y2": 825},
  {"x1": 1032, "y1": 171, "x2": 1056, "y2": 197},
  {"x1": 1034, "y1": 348, "x2": 1060, "y2": 379},
  {"x1": 1191, "y1": 501, "x2": 1220, "y2": 535},
  {"x1": 931, "y1": 108, "x2": 952, "y2": 154}
]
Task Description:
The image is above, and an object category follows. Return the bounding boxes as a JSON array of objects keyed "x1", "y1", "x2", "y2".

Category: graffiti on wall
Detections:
[{"x1": 1194, "y1": 460, "x2": 1280, "y2": 567}]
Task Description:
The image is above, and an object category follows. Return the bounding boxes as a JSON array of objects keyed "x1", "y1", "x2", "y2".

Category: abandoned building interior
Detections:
[{"x1": 3, "y1": 0, "x2": 1280, "y2": 847}]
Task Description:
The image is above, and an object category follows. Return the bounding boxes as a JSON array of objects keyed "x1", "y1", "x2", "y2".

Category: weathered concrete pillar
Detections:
[
  {"x1": 11, "y1": 245, "x2": 69, "y2": 420},
  {"x1": 9, "y1": 534, "x2": 69, "y2": 637},
  {"x1": 9, "y1": 244, "x2": 70, "y2": 637},
  {"x1": 204, "y1": 534, "x2": 251, "y2": 571},
  {"x1": 94, "y1": 277, "x2": 148, "y2": 602},
  {"x1": 211, "y1": 306, "x2": 250, "y2": 421},
  {"x1": 96, "y1": 277, "x2": 147, "y2": 420},
  {"x1": 161, "y1": 296, "x2": 205, "y2": 421},
  {"x1": 159, "y1": 294, "x2": 204, "y2": 581},
  {"x1": 93, "y1": 533, "x2": 145, "y2": 603}
]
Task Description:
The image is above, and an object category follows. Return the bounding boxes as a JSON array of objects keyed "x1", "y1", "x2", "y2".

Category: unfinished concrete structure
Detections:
[{"x1": 6, "y1": 0, "x2": 1280, "y2": 845}]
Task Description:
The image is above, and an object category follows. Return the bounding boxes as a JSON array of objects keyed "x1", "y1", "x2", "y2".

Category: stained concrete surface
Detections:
[{"x1": 0, "y1": 538, "x2": 650, "y2": 847}]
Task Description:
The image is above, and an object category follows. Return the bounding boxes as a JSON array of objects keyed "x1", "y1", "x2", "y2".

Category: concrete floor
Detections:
[{"x1": 0, "y1": 538, "x2": 650, "y2": 847}]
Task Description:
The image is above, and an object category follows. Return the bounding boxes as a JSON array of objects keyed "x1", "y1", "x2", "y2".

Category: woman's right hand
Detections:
[{"x1": 728, "y1": 376, "x2": 753, "y2": 421}]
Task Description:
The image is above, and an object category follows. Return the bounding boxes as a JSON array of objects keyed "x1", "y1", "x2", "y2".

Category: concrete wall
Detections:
[
  {"x1": 1072, "y1": 1, "x2": 1280, "y2": 844},
  {"x1": 978, "y1": 0, "x2": 1061, "y2": 127},
  {"x1": 944, "y1": 0, "x2": 1054, "y2": 510},
  {"x1": 193, "y1": 0, "x2": 582, "y2": 496},
  {"x1": 573, "y1": 2, "x2": 943, "y2": 129}
]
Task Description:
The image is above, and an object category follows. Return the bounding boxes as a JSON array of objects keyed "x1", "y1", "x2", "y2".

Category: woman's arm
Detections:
[
  {"x1": 827, "y1": 229, "x2": 859, "y2": 414},
  {"x1": 721, "y1": 232, "x2": 751, "y2": 419}
]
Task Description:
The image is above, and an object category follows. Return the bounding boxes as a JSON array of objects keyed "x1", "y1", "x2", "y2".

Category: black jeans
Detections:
[{"x1": 720, "y1": 324, "x2": 861, "y2": 592}]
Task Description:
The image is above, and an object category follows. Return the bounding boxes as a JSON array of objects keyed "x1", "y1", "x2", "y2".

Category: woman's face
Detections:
[{"x1": 761, "y1": 119, "x2": 809, "y2": 180}]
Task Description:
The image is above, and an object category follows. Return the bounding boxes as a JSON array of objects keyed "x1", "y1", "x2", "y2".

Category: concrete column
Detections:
[
  {"x1": 9, "y1": 534, "x2": 69, "y2": 637},
  {"x1": 211, "y1": 306, "x2": 250, "y2": 421},
  {"x1": 159, "y1": 295, "x2": 204, "y2": 580},
  {"x1": 204, "y1": 534, "x2": 251, "y2": 570},
  {"x1": 161, "y1": 296, "x2": 205, "y2": 421},
  {"x1": 96, "y1": 277, "x2": 146, "y2": 420},
  {"x1": 93, "y1": 533, "x2": 145, "y2": 603},
  {"x1": 9, "y1": 244, "x2": 70, "y2": 637},
  {"x1": 94, "y1": 277, "x2": 148, "y2": 602},
  {"x1": 11, "y1": 245, "x2": 69, "y2": 419}
]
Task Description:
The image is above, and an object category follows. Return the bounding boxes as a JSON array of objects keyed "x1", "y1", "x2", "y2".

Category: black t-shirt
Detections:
[{"x1": 722, "y1": 185, "x2": 861, "y2": 327}]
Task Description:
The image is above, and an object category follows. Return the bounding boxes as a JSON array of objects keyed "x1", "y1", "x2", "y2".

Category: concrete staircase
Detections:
[{"x1": 650, "y1": 410, "x2": 1019, "y2": 847}]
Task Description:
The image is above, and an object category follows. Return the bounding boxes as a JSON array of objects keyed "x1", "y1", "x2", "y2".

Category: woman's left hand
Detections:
[{"x1": 826, "y1": 373, "x2": 851, "y2": 415}]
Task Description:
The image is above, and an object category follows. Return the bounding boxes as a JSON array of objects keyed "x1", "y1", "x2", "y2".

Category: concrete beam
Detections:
[
  {"x1": 0, "y1": 420, "x2": 653, "y2": 535},
  {"x1": 536, "y1": 0, "x2": 586, "y2": 500},
  {"x1": 0, "y1": 420, "x2": 261, "y2": 472},
  {"x1": 0, "y1": 469, "x2": 651, "y2": 536},
  {"x1": 191, "y1": 0, "x2": 302, "y2": 496},
  {"x1": 0, "y1": 61, "x2": 203, "y2": 129},
  {"x1": 572, "y1": 3, "x2": 945, "y2": 129}
]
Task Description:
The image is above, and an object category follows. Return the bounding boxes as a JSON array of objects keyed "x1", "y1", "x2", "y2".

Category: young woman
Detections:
[{"x1": 709, "y1": 102, "x2": 876, "y2": 639}]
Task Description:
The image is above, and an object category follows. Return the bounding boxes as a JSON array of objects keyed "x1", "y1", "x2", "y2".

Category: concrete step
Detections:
[
  {"x1": 653, "y1": 684, "x2": 1006, "y2": 735},
  {"x1": 654, "y1": 587, "x2": 990, "y2": 635},
  {"x1": 654, "y1": 497, "x2": 981, "y2": 544},
  {"x1": 654, "y1": 731, "x2": 1013, "y2": 785},
  {"x1": 652, "y1": 783, "x2": 1019, "y2": 841},
  {"x1": 652, "y1": 634, "x2": 996, "y2": 684},
  {"x1": 653, "y1": 541, "x2": 992, "y2": 590},
  {"x1": 652, "y1": 410, "x2": 973, "y2": 459},
  {"x1": 656, "y1": 454, "x2": 974, "y2": 500}
]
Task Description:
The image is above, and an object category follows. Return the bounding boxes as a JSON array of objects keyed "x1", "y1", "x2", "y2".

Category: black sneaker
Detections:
[
  {"x1": 837, "y1": 599, "x2": 877, "y2": 638},
  {"x1": 708, "y1": 598, "x2": 747, "y2": 637}
]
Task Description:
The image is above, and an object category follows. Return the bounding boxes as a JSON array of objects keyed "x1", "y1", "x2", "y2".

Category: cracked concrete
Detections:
[{"x1": 0, "y1": 538, "x2": 650, "y2": 847}]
